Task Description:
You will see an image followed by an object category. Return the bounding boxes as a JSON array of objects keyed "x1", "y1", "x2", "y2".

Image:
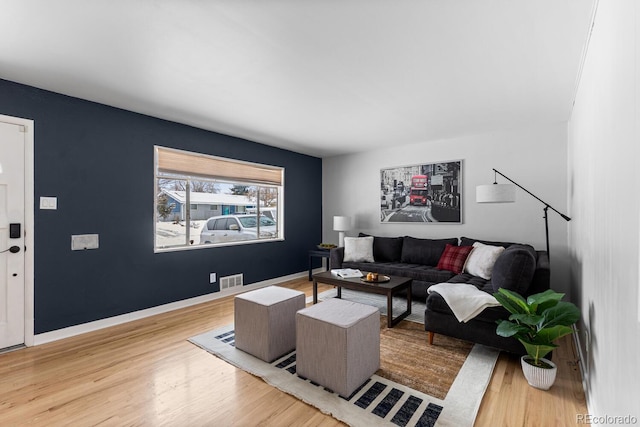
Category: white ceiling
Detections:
[{"x1": 0, "y1": 1, "x2": 594, "y2": 158}]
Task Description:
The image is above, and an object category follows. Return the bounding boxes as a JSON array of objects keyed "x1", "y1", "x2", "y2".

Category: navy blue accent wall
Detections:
[{"x1": 0, "y1": 79, "x2": 323, "y2": 334}]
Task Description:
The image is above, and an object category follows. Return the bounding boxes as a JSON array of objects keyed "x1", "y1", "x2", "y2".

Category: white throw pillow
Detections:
[
  {"x1": 343, "y1": 236, "x2": 375, "y2": 262},
  {"x1": 463, "y1": 242, "x2": 505, "y2": 280}
]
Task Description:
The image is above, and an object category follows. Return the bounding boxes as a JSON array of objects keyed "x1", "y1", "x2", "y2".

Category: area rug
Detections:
[
  {"x1": 190, "y1": 313, "x2": 499, "y2": 426},
  {"x1": 314, "y1": 289, "x2": 484, "y2": 399}
]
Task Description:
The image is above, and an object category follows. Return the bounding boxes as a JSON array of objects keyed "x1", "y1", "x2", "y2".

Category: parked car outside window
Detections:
[{"x1": 200, "y1": 214, "x2": 277, "y2": 244}]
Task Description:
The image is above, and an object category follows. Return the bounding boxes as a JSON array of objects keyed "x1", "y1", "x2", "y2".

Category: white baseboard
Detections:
[
  {"x1": 33, "y1": 269, "x2": 320, "y2": 346},
  {"x1": 572, "y1": 324, "x2": 592, "y2": 417}
]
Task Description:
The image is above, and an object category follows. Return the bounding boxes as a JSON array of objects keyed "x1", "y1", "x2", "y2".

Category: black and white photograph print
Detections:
[{"x1": 380, "y1": 160, "x2": 462, "y2": 223}]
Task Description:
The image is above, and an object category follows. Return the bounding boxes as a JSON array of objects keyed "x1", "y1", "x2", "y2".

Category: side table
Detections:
[{"x1": 308, "y1": 249, "x2": 330, "y2": 281}]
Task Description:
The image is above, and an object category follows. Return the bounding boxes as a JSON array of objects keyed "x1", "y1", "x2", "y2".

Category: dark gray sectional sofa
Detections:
[{"x1": 329, "y1": 235, "x2": 550, "y2": 354}]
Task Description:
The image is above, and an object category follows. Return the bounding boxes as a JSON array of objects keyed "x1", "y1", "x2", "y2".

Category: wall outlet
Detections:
[
  {"x1": 71, "y1": 234, "x2": 99, "y2": 250},
  {"x1": 210, "y1": 273, "x2": 217, "y2": 284},
  {"x1": 40, "y1": 196, "x2": 58, "y2": 210}
]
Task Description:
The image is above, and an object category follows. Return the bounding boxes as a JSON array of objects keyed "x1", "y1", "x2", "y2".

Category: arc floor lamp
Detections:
[{"x1": 476, "y1": 168, "x2": 571, "y2": 258}]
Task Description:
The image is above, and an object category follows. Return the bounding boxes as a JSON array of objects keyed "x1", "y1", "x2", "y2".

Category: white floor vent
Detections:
[{"x1": 220, "y1": 274, "x2": 244, "y2": 290}]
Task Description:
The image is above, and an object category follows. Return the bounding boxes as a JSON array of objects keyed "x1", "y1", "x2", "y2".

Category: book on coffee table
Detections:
[{"x1": 330, "y1": 268, "x2": 363, "y2": 279}]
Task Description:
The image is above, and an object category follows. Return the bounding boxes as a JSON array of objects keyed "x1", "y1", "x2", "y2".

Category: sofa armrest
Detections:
[
  {"x1": 536, "y1": 250, "x2": 549, "y2": 270},
  {"x1": 528, "y1": 251, "x2": 550, "y2": 295},
  {"x1": 329, "y1": 247, "x2": 344, "y2": 269}
]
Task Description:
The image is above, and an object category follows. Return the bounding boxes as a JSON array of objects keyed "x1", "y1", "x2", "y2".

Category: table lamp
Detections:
[{"x1": 333, "y1": 216, "x2": 351, "y2": 247}]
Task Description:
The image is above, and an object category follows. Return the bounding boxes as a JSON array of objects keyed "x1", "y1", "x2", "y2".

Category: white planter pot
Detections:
[{"x1": 520, "y1": 356, "x2": 557, "y2": 390}]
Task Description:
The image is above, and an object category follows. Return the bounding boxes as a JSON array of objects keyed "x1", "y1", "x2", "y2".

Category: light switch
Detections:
[
  {"x1": 71, "y1": 234, "x2": 99, "y2": 250},
  {"x1": 40, "y1": 196, "x2": 58, "y2": 210}
]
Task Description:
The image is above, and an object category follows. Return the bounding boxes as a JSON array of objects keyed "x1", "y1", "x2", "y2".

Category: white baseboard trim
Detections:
[
  {"x1": 572, "y1": 324, "x2": 591, "y2": 417},
  {"x1": 33, "y1": 269, "x2": 320, "y2": 346}
]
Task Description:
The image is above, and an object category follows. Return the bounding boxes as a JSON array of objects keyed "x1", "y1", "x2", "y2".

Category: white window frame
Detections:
[{"x1": 154, "y1": 146, "x2": 284, "y2": 252}]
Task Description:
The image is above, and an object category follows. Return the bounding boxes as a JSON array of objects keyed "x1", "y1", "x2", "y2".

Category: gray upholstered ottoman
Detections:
[
  {"x1": 296, "y1": 298, "x2": 380, "y2": 397},
  {"x1": 234, "y1": 286, "x2": 306, "y2": 362}
]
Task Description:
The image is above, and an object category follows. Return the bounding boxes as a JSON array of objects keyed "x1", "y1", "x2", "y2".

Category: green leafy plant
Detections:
[{"x1": 494, "y1": 288, "x2": 580, "y2": 368}]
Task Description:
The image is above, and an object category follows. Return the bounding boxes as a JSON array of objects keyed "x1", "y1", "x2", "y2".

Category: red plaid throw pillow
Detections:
[{"x1": 436, "y1": 244, "x2": 474, "y2": 274}]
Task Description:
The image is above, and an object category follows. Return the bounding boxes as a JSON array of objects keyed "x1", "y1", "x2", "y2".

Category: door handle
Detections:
[{"x1": 9, "y1": 246, "x2": 20, "y2": 253}]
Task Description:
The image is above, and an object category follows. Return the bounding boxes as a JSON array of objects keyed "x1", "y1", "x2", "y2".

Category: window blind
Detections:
[{"x1": 156, "y1": 146, "x2": 283, "y2": 186}]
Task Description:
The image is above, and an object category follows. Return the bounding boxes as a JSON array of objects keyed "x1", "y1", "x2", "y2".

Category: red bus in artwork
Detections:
[{"x1": 409, "y1": 175, "x2": 429, "y2": 206}]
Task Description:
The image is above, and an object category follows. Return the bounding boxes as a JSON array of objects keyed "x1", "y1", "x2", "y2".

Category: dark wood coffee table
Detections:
[{"x1": 312, "y1": 271, "x2": 412, "y2": 328}]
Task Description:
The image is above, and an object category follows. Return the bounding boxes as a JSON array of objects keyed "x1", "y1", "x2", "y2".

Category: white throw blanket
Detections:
[{"x1": 428, "y1": 283, "x2": 500, "y2": 323}]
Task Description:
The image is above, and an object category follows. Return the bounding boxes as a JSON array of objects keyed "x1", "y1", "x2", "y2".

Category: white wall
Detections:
[
  {"x1": 323, "y1": 123, "x2": 571, "y2": 294},
  {"x1": 568, "y1": 0, "x2": 640, "y2": 419}
]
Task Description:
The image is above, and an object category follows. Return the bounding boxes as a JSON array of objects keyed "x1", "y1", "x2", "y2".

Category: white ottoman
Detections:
[
  {"x1": 296, "y1": 298, "x2": 380, "y2": 397},
  {"x1": 234, "y1": 286, "x2": 306, "y2": 362}
]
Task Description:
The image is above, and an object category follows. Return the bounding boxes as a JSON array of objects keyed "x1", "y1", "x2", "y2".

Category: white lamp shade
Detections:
[
  {"x1": 333, "y1": 216, "x2": 351, "y2": 231},
  {"x1": 476, "y1": 184, "x2": 516, "y2": 203}
]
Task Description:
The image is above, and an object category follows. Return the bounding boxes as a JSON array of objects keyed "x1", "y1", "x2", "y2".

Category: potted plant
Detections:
[{"x1": 493, "y1": 288, "x2": 580, "y2": 390}]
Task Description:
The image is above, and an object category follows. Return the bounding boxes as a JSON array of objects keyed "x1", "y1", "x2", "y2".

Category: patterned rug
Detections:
[{"x1": 190, "y1": 304, "x2": 499, "y2": 426}]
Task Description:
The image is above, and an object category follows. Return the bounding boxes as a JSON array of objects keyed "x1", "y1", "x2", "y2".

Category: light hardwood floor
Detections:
[{"x1": 0, "y1": 278, "x2": 587, "y2": 426}]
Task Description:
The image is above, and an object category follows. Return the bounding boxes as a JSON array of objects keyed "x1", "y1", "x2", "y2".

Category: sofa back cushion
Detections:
[
  {"x1": 491, "y1": 244, "x2": 537, "y2": 294},
  {"x1": 358, "y1": 233, "x2": 404, "y2": 262},
  {"x1": 374, "y1": 236, "x2": 404, "y2": 262},
  {"x1": 400, "y1": 236, "x2": 458, "y2": 266},
  {"x1": 460, "y1": 236, "x2": 521, "y2": 249}
]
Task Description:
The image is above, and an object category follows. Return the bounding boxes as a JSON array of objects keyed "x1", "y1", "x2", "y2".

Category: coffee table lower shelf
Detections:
[{"x1": 312, "y1": 271, "x2": 412, "y2": 328}]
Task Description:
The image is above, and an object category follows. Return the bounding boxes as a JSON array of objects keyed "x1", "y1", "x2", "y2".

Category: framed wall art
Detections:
[{"x1": 380, "y1": 160, "x2": 462, "y2": 223}]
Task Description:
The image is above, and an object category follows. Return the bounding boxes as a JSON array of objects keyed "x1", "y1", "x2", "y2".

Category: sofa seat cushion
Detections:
[
  {"x1": 341, "y1": 261, "x2": 455, "y2": 283},
  {"x1": 396, "y1": 264, "x2": 457, "y2": 283},
  {"x1": 447, "y1": 273, "x2": 490, "y2": 288}
]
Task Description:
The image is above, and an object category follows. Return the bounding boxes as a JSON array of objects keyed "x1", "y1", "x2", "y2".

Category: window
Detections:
[{"x1": 154, "y1": 146, "x2": 284, "y2": 251}]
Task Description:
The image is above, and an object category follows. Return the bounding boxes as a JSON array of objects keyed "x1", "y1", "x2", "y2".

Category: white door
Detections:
[{"x1": 0, "y1": 121, "x2": 25, "y2": 349}]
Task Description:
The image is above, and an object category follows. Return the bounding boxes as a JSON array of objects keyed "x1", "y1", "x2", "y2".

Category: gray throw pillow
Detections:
[
  {"x1": 343, "y1": 236, "x2": 375, "y2": 262},
  {"x1": 464, "y1": 242, "x2": 505, "y2": 280}
]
